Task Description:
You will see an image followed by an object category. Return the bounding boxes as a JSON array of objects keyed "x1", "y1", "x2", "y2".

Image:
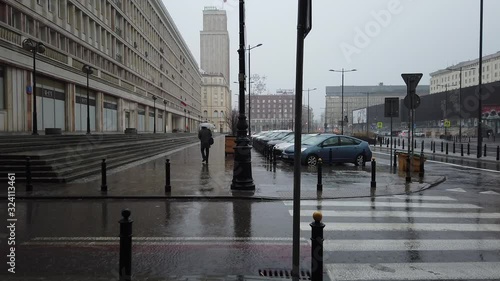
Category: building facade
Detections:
[
  {"x1": 201, "y1": 73, "x2": 231, "y2": 133},
  {"x1": 430, "y1": 51, "x2": 500, "y2": 94},
  {"x1": 200, "y1": 7, "x2": 229, "y2": 86},
  {"x1": 325, "y1": 83, "x2": 429, "y2": 133},
  {"x1": 0, "y1": 0, "x2": 202, "y2": 133},
  {"x1": 247, "y1": 90, "x2": 296, "y2": 133}
]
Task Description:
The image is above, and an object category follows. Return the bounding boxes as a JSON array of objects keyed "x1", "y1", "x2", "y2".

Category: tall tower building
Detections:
[{"x1": 200, "y1": 7, "x2": 230, "y2": 85}]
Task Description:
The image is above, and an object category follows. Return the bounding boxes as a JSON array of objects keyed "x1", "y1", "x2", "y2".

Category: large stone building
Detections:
[
  {"x1": 0, "y1": 0, "x2": 202, "y2": 133},
  {"x1": 430, "y1": 51, "x2": 500, "y2": 94},
  {"x1": 201, "y1": 72, "x2": 231, "y2": 133},
  {"x1": 200, "y1": 7, "x2": 229, "y2": 86},
  {"x1": 247, "y1": 89, "x2": 297, "y2": 133},
  {"x1": 325, "y1": 83, "x2": 429, "y2": 133}
]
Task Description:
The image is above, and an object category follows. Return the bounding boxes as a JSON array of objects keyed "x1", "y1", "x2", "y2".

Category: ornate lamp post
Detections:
[
  {"x1": 329, "y1": 68, "x2": 357, "y2": 135},
  {"x1": 23, "y1": 39, "x2": 46, "y2": 135},
  {"x1": 82, "y1": 64, "x2": 94, "y2": 135}
]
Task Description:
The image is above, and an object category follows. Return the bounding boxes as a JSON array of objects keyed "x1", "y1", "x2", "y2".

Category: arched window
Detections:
[
  {"x1": 220, "y1": 111, "x2": 224, "y2": 118},
  {"x1": 203, "y1": 110, "x2": 208, "y2": 117},
  {"x1": 214, "y1": 110, "x2": 218, "y2": 118}
]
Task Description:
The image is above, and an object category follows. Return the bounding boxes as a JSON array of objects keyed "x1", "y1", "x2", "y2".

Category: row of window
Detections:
[{"x1": 202, "y1": 110, "x2": 225, "y2": 118}]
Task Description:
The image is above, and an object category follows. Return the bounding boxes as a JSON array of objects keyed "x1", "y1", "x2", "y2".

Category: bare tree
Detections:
[{"x1": 224, "y1": 109, "x2": 239, "y2": 136}]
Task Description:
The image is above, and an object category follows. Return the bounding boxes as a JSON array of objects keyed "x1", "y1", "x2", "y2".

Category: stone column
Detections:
[
  {"x1": 65, "y1": 83, "x2": 75, "y2": 132},
  {"x1": 117, "y1": 97, "x2": 124, "y2": 132},
  {"x1": 96, "y1": 91, "x2": 103, "y2": 132},
  {"x1": 145, "y1": 106, "x2": 150, "y2": 132}
]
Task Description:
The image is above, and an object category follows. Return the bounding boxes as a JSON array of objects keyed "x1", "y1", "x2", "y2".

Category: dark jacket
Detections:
[{"x1": 198, "y1": 127, "x2": 212, "y2": 148}]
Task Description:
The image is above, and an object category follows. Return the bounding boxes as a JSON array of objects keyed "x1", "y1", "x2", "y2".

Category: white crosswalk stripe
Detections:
[{"x1": 284, "y1": 194, "x2": 500, "y2": 280}]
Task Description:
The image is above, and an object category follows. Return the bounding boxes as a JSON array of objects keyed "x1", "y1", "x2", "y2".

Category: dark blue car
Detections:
[{"x1": 281, "y1": 134, "x2": 372, "y2": 166}]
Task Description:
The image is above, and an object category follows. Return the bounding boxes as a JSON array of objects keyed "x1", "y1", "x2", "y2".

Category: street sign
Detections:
[
  {"x1": 444, "y1": 120, "x2": 451, "y2": 128},
  {"x1": 384, "y1": 97, "x2": 399, "y2": 117},
  {"x1": 404, "y1": 94, "x2": 421, "y2": 109},
  {"x1": 401, "y1": 73, "x2": 423, "y2": 94},
  {"x1": 304, "y1": 0, "x2": 312, "y2": 38},
  {"x1": 377, "y1": 122, "x2": 383, "y2": 129}
]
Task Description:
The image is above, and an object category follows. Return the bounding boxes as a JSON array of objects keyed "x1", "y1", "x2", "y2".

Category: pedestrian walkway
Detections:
[{"x1": 283, "y1": 194, "x2": 500, "y2": 281}]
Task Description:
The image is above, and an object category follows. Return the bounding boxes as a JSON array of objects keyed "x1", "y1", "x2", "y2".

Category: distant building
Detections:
[
  {"x1": 246, "y1": 90, "x2": 297, "y2": 133},
  {"x1": 0, "y1": 0, "x2": 202, "y2": 133},
  {"x1": 200, "y1": 7, "x2": 230, "y2": 86},
  {"x1": 325, "y1": 83, "x2": 429, "y2": 132},
  {"x1": 201, "y1": 73, "x2": 231, "y2": 133},
  {"x1": 430, "y1": 51, "x2": 500, "y2": 94}
]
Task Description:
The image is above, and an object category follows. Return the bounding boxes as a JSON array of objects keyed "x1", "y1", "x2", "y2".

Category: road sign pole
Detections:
[{"x1": 390, "y1": 115, "x2": 393, "y2": 168}]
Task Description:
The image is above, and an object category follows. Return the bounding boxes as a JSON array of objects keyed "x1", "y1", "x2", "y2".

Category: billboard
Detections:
[{"x1": 353, "y1": 108, "x2": 367, "y2": 124}]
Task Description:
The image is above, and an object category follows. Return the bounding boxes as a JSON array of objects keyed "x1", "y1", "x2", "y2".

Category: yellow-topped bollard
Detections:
[{"x1": 313, "y1": 211, "x2": 322, "y2": 222}]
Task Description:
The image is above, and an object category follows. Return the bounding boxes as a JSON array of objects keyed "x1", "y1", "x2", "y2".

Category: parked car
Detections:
[
  {"x1": 273, "y1": 133, "x2": 320, "y2": 157},
  {"x1": 281, "y1": 134, "x2": 372, "y2": 166}
]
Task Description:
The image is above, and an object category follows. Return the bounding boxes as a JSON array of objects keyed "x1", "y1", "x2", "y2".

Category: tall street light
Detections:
[
  {"x1": 82, "y1": 64, "x2": 93, "y2": 135},
  {"x1": 303, "y1": 88, "x2": 317, "y2": 133},
  {"x1": 446, "y1": 66, "x2": 476, "y2": 142},
  {"x1": 477, "y1": 0, "x2": 484, "y2": 158},
  {"x1": 329, "y1": 68, "x2": 357, "y2": 135},
  {"x1": 152, "y1": 95, "x2": 157, "y2": 134},
  {"x1": 23, "y1": 38, "x2": 46, "y2": 135},
  {"x1": 247, "y1": 43, "x2": 262, "y2": 137}
]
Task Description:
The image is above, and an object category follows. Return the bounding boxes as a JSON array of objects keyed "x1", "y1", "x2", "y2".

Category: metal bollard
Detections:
[
  {"x1": 370, "y1": 158, "x2": 376, "y2": 188},
  {"x1": 446, "y1": 142, "x2": 449, "y2": 155},
  {"x1": 441, "y1": 141, "x2": 444, "y2": 152},
  {"x1": 461, "y1": 143, "x2": 464, "y2": 157},
  {"x1": 386, "y1": 139, "x2": 389, "y2": 148},
  {"x1": 398, "y1": 138, "x2": 401, "y2": 147},
  {"x1": 119, "y1": 209, "x2": 133, "y2": 281},
  {"x1": 467, "y1": 142, "x2": 470, "y2": 155},
  {"x1": 402, "y1": 139, "x2": 405, "y2": 150},
  {"x1": 419, "y1": 153, "x2": 425, "y2": 178},
  {"x1": 414, "y1": 139, "x2": 417, "y2": 149},
  {"x1": 310, "y1": 212, "x2": 324, "y2": 281},
  {"x1": 421, "y1": 140, "x2": 424, "y2": 153},
  {"x1": 273, "y1": 148, "x2": 277, "y2": 166},
  {"x1": 317, "y1": 158, "x2": 323, "y2": 191},
  {"x1": 25, "y1": 157, "x2": 33, "y2": 192},
  {"x1": 453, "y1": 142, "x2": 456, "y2": 154},
  {"x1": 433, "y1": 141, "x2": 436, "y2": 154},
  {"x1": 484, "y1": 144, "x2": 487, "y2": 157},
  {"x1": 165, "y1": 159, "x2": 171, "y2": 193},
  {"x1": 393, "y1": 151, "x2": 397, "y2": 168},
  {"x1": 497, "y1": 146, "x2": 499, "y2": 161},
  {"x1": 101, "y1": 159, "x2": 108, "y2": 192},
  {"x1": 379, "y1": 139, "x2": 382, "y2": 147}
]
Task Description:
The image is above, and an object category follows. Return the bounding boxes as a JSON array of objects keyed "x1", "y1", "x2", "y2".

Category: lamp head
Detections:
[
  {"x1": 37, "y1": 43, "x2": 46, "y2": 54},
  {"x1": 152, "y1": 95, "x2": 157, "y2": 100},
  {"x1": 22, "y1": 39, "x2": 35, "y2": 51},
  {"x1": 82, "y1": 65, "x2": 93, "y2": 75}
]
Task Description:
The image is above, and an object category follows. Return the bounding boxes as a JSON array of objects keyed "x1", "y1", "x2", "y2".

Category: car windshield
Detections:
[{"x1": 302, "y1": 135, "x2": 331, "y2": 146}]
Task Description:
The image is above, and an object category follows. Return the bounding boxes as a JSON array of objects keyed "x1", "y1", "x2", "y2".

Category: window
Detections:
[{"x1": 48, "y1": 0, "x2": 53, "y2": 12}]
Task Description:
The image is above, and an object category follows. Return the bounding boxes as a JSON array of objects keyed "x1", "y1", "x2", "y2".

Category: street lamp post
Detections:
[
  {"x1": 152, "y1": 95, "x2": 157, "y2": 134},
  {"x1": 329, "y1": 68, "x2": 357, "y2": 135},
  {"x1": 303, "y1": 88, "x2": 317, "y2": 133},
  {"x1": 23, "y1": 39, "x2": 46, "y2": 135},
  {"x1": 247, "y1": 43, "x2": 262, "y2": 137},
  {"x1": 82, "y1": 64, "x2": 93, "y2": 135},
  {"x1": 163, "y1": 100, "x2": 167, "y2": 133},
  {"x1": 477, "y1": 0, "x2": 484, "y2": 158},
  {"x1": 446, "y1": 67, "x2": 476, "y2": 142}
]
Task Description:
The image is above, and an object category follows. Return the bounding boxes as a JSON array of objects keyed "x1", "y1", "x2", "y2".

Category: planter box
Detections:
[
  {"x1": 225, "y1": 135, "x2": 236, "y2": 156},
  {"x1": 397, "y1": 152, "x2": 426, "y2": 172}
]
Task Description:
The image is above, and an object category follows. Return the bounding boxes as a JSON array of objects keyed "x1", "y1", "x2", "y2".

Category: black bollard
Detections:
[
  {"x1": 484, "y1": 144, "x2": 487, "y2": 157},
  {"x1": 419, "y1": 153, "x2": 425, "y2": 178},
  {"x1": 273, "y1": 148, "x2": 277, "y2": 166},
  {"x1": 25, "y1": 157, "x2": 33, "y2": 192},
  {"x1": 402, "y1": 139, "x2": 405, "y2": 150},
  {"x1": 317, "y1": 158, "x2": 323, "y2": 191},
  {"x1": 379, "y1": 138, "x2": 382, "y2": 147},
  {"x1": 467, "y1": 142, "x2": 470, "y2": 155},
  {"x1": 421, "y1": 140, "x2": 424, "y2": 153},
  {"x1": 461, "y1": 143, "x2": 464, "y2": 157},
  {"x1": 370, "y1": 158, "x2": 376, "y2": 188},
  {"x1": 165, "y1": 159, "x2": 171, "y2": 193},
  {"x1": 497, "y1": 146, "x2": 499, "y2": 161},
  {"x1": 310, "y1": 212, "x2": 324, "y2": 281},
  {"x1": 386, "y1": 139, "x2": 389, "y2": 148},
  {"x1": 453, "y1": 142, "x2": 456, "y2": 154},
  {"x1": 414, "y1": 139, "x2": 417, "y2": 149},
  {"x1": 101, "y1": 159, "x2": 108, "y2": 192},
  {"x1": 469, "y1": 136, "x2": 471, "y2": 143},
  {"x1": 433, "y1": 141, "x2": 436, "y2": 154},
  {"x1": 446, "y1": 142, "x2": 449, "y2": 155},
  {"x1": 119, "y1": 209, "x2": 133, "y2": 281},
  {"x1": 393, "y1": 151, "x2": 397, "y2": 168},
  {"x1": 441, "y1": 141, "x2": 444, "y2": 152},
  {"x1": 398, "y1": 138, "x2": 401, "y2": 147}
]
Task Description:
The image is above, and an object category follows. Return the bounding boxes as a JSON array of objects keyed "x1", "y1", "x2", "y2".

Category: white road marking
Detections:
[
  {"x1": 283, "y1": 200, "x2": 481, "y2": 209},
  {"x1": 480, "y1": 190, "x2": 500, "y2": 195},
  {"x1": 292, "y1": 210, "x2": 500, "y2": 219},
  {"x1": 446, "y1": 188, "x2": 467, "y2": 192},
  {"x1": 31, "y1": 236, "x2": 304, "y2": 242},
  {"x1": 327, "y1": 262, "x2": 500, "y2": 280},
  {"x1": 322, "y1": 239, "x2": 500, "y2": 251},
  {"x1": 299, "y1": 222, "x2": 500, "y2": 232},
  {"x1": 389, "y1": 195, "x2": 457, "y2": 201}
]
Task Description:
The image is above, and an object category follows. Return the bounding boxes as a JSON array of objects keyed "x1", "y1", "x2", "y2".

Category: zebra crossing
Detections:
[{"x1": 284, "y1": 194, "x2": 500, "y2": 281}]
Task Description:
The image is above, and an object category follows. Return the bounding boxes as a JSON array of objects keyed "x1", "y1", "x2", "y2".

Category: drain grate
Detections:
[{"x1": 258, "y1": 268, "x2": 311, "y2": 280}]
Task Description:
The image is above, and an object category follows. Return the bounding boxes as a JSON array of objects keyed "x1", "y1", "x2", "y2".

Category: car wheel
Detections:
[
  {"x1": 354, "y1": 154, "x2": 365, "y2": 166},
  {"x1": 306, "y1": 154, "x2": 318, "y2": 166}
]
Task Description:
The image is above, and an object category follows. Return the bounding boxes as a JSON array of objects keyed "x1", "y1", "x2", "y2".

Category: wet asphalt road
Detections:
[{"x1": 1, "y1": 150, "x2": 500, "y2": 280}]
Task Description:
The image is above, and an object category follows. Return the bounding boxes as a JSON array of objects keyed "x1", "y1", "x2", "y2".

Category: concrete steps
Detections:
[{"x1": 0, "y1": 134, "x2": 198, "y2": 182}]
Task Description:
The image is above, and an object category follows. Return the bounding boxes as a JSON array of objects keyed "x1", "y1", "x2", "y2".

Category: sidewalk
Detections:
[{"x1": 11, "y1": 136, "x2": 445, "y2": 200}]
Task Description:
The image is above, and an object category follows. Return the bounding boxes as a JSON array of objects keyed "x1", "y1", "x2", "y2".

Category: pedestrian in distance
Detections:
[{"x1": 198, "y1": 125, "x2": 213, "y2": 164}]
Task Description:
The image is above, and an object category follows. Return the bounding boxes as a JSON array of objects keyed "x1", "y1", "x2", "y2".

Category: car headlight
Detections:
[{"x1": 300, "y1": 147, "x2": 307, "y2": 152}]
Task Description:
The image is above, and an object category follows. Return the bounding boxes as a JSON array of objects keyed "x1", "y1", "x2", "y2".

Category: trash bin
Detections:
[{"x1": 225, "y1": 135, "x2": 236, "y2": 156}]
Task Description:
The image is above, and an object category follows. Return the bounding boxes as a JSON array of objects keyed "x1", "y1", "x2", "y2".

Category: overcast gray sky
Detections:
[{"x1": 163, "y1": 0, "x2": 500, "y2": 121}]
